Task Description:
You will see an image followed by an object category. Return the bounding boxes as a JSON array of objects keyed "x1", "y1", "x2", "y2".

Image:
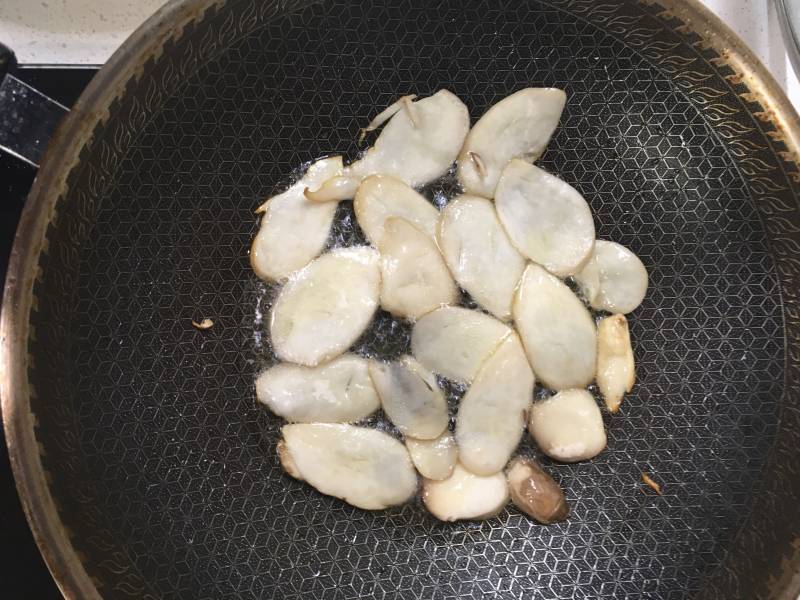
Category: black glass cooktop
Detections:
[{"x1": 0, "y1": 65, "x2": 97, "y2": 600}]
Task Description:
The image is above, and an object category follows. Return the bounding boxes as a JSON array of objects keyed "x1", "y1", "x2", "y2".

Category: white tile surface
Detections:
[
  {"x1": 0, "y1": 0, "x2": 166, "y2": 66},
  {"x1": 0, "y1": 0, "x2": 797, "y2": 112}
]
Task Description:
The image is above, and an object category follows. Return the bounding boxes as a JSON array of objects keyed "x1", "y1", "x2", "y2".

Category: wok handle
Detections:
[{"x1": 0, "y1": 42, "x2": 69, "y2": 168}]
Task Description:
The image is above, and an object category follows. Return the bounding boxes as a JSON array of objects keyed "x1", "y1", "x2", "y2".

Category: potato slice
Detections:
[
  {"x1": 270, "y1": 247, "x2": 380, "y2": 366},
  {"x1": 422, "y1": 463, "x2": 508, "y2": 521},
  {"x1": 506, "y1": 456, "x2": 569, "y2": 524},
  {"x1": 305, "y1": 90, "x2": 469, "y2": 202},
  {"x1": 255, "y1": 355, "x2": 379, "y2": 423},
  {"x1": 457, "y1": 88, "x2": 566, "y2": 198},
  {"x1": 281, "y1": 424, "x2": 417, "y2": 510},
  {"x1": 529, "y1": 389, "x2": 606, "y2": 463},
  {"x1": 514, "y1": 264, "x2": 597, "y2": 390},
  {"x1": 411, "y1": 306, "x2": 512, "y2": 383},
  {"x1": 456, "y1": 334, "x2": 534, "y2": 475},
  {"x1": 495, "y1": 159, "x2": 595, "y2": 276},
  {"x1": 437, "y1": 195, "x2": 526, "y2": 320},
  {"x1": 368, "y1": 356, "x2": 448, "y2": 440},
  {"x1": 596, "y1": 314, "x2": 635, "y2": 413},
  {"x1": 573, "y1": 240, "x2": 648, "y2": 314},
  {"x1": 354, "y1": 175, "x2": 439, "y2": 246},
  {"x1": 405, "y1": 432, "x2": 458, "y2": 480},
  {"x1": 250, "y1": 156, "x2": 342, "y2": 281},
  {"x1": 378, "y1": 217, "x2": 458, "y2": 320}
]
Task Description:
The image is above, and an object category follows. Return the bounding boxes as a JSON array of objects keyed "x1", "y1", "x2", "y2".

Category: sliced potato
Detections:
[
  {"x1": 422, "y1": 463, "x2": 508, "y2": 521},
  {"x1": 411, "y1": 306, "x2": 512, "y2": 383},
  {"x1": 354, "y1": 175, "x2": 439, "y2": 246},
  {"x1": 379, "y1": 217, "x2": 458, "y2": 320},
  {"x1": 506, "y1": 456, "x2": 569, "y2": 524},
  {"x1": 270, "y1": 247, "x2": 380, "y2": 366},
  {"x1": 456, "y1": 334, "x2": 534, "y2": 475},
  {"x1": 405, "y1": 432, "x2": 458, "y2": 480},
  {"x1": 250, "y1": 156, "x2": 342, "y2": 281},
  {"x1": 514, "y1": 264, "x2": 597, "y2": 390},
  {"x1": 281, "y1": 423, "x2": 417, "y2": 510},
  {"x1": 573, "y1": 240, "x2": 648, "y2": 314},
  {"x1": 529, "y1": 389, "x2": 606, "y2": 463},
  {"x1": 437, "y1": 195, "x2": 526, "y2": 320},
  {"x1": 368, "y1": 356, "x2": 448, "y2": 440},
  {"x1": 596, "y1": 314, "x2": 635, "y2": 413},
  {"x1": 306, "y1": 91, "x2": 469, "y2": 202},
  {"x1": 495, "y1": 159, "x2": 595, "y2": 276},
  {"x1": 255, "y1": 355, "x2": 379, "y2": 423},
  {"x1": 457, "y1": 88, "x2": 566, "y2": 198}
]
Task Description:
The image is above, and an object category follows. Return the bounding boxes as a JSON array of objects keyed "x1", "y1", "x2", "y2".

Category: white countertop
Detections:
[{"x1": 0, "y1": 0, "x2": 798, "y2": 113}]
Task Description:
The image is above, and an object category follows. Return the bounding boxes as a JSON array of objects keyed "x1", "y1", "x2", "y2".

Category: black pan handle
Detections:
[{"x1": 0, "y1": 41, "x2": 69, "y2": 167}]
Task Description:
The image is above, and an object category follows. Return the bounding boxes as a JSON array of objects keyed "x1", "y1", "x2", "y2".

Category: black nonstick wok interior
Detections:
[{"x1": 9, "y1": 0, "x2": 800, "y2": 598}]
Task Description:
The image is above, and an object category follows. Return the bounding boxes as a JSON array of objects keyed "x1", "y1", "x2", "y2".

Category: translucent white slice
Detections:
[
  {"x1": 354, "y1": 175, "x2": 439, "y2": 246},
  {"x1": 368, "y1": 356, "x2": 448, "y2": 440},
  {"x1": 437, "y1": 195, "x2": 526, "y2": 320},
  {"x1": 573, "y1": 240, "x2": 648, "y2": 314},
  {"x1": 456, "y1": 334, "x2": 534, "y2": 475},
  {"x1": 379, "y1": 217, "x2": 458, "y2": 320},
  {"x1": 422, "y1": 463, "x2": 508, "y2": 521},
  {"x1": 406, "y1": 432, "x2": 458, "y2": 480},
  {"x1": 270, "y1": 247, "x2": 380, "y2": 366},
  {"x1": 411, "y1": 306, "x2": 512, "y2": 383},
  {"x1": 513, "y1": 264, "x2": 597, "y2": 390},
  {"x1": 281, "y1": 423, "x2": 417, "y2": 510},
  {"x1": 305, "y1": 90, "x2": 470, "y2": 202},
  {"x1": 529, "y1": 389, "x2": 606, "y2": 463},
  {"x1": 250, "y1": 156, "x2": 343, "y2": 281},
  {"x1": 506, "y1": 456, "x2": 569, "y2": 524},
  {"x1": 255, "y1": 355, "x2": 379, "y2": 423},
  {"x1": 457, "y1": 88, "x2": 566, "y2": 198},
  {"x1": 596, "y1": 314, "x2": 635, "y2": 413},
  {"x1": 496, "y1": 159, "x2": 595, "y2": 276}
]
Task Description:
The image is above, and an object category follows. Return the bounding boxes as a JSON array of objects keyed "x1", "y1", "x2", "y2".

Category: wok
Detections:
[{"x1": 2, "y1": 0, "x2": 799, "y2": 598}]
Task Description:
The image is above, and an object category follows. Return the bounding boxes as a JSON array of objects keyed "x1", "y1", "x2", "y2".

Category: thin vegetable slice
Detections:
[
  {"x1": 411, "y1": 306, "x2": 512, "y2": 383},
  {"x1": 354, "y1": 174, "x2": 439, "y2": 246},
  {"x1": 437, "y1": 195, "x2": 526, "y2": 320},
  {"x1": 305, "y1": 91, "x2": 469, "y2": 202},
  {"x1": 251, "y1": 156, "x2": 342, "y2": 281},
  {"x1": 379, "y1": 217, "x2": 458, "y2": 320},
  {"x1": 405, "y1": 432, "x2": 458, "y2": 480},
  {"x1": 573, "y1": 240, "x2": 648, "y2": 314},
  {"x1": 270, "y1": 247, "x2": 380, "y2": 366},
  {"x1": 256, "y1": 355, "x2": 379, "y2": 423},
  {"x1": 369, "y1": 356, "x2": 448, "y2": 440},
  {"x1": 596, "y1": 314, "x2": 635, "y2": 413},
  {"x1": 422, "y1": 463, "x2": 508, "y2": 521},
  {"x1": 506, "y1": 456, "x2": 569, "y2": 524},
  {"x1": 495, "y1": 159, "x2": 595, "y2": 276},
  {"x1": 280, "y1": 423, "x2": 417, "y2": 510},
  {"x1": 513, "y1": 264, "x2": 597, "y2": 390},
  {"x1": 457, "y1": 88, "x2": 566, "y2": 198},
  {"x1": 456, "y1": 334, "x2": 534, "y2": 475},
  {"x1": 528, "y1": 389, "x2": 606, "y2": 463}
]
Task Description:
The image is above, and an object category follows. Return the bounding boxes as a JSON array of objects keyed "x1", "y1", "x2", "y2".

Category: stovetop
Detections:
[{"x1": 0, "y1": 65, "x2": 96, "y2": 600}]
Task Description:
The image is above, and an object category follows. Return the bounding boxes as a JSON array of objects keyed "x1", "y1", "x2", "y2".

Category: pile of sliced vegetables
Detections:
[{"x1": 251, "y1": 88, "x2": 648, "y2": 523}]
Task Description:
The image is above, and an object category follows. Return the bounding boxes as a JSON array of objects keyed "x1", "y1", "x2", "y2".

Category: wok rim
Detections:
[{"x1": 1, "y1": 0, "x2": 798, "y2": 598}]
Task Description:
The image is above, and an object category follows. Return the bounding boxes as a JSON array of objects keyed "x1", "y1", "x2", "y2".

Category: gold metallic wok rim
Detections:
[{"x1": 1, "y1": 0, "x2": 798, "y2": 598}]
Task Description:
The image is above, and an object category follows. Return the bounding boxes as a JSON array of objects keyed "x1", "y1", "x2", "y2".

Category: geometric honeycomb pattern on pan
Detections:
[{"x1": 35, "y1": 0, "x2": 787, "y2": 598}]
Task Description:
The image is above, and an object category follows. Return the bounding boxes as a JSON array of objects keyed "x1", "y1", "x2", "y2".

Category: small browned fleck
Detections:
[
  {"x1": 192, "y1": 318, "x2": 214, "y2": 330},
  {"x1": 642, "y1": 472, "x2": 662, "y2": 495}
]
